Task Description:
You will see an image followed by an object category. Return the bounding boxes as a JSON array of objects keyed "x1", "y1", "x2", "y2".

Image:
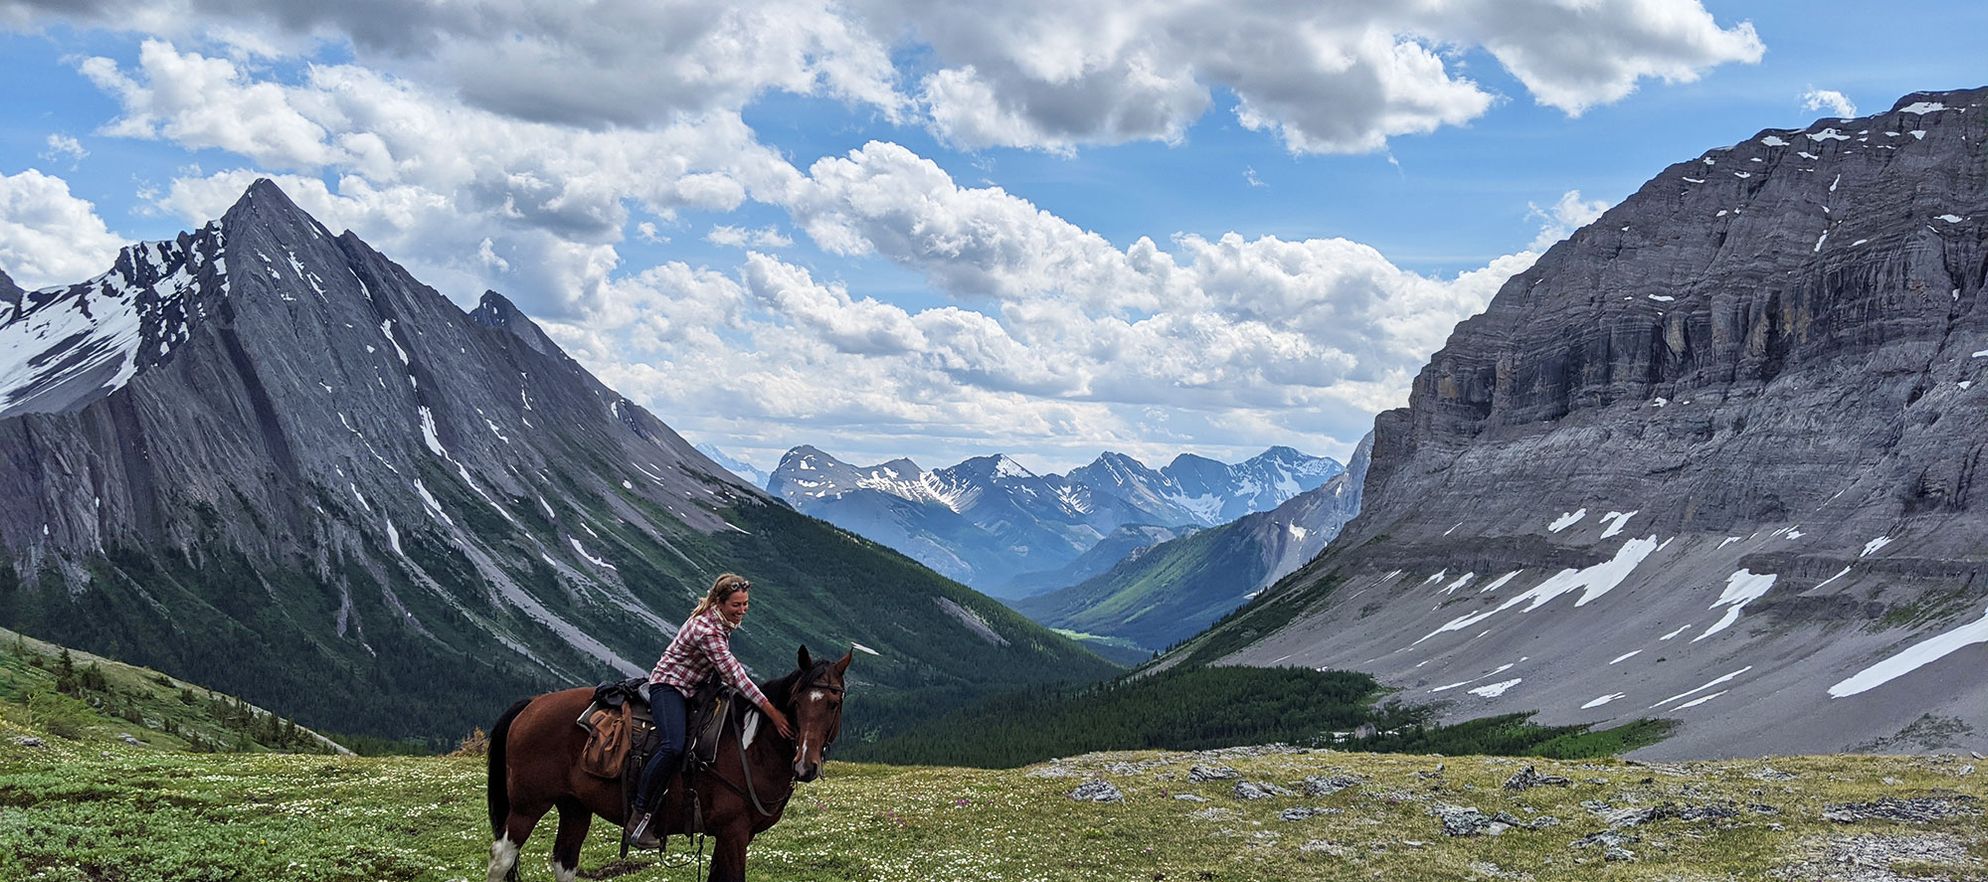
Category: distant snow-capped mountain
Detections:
[
  {"x1": 694, "y1": 443, "x2": 772, "y2": 488},
  {"x1": 1017, "y1": 433, "x2": 1372, "y2": 653},
  {"x1": 767, "y1": 444, "x2": 1341, "y2": 596}
]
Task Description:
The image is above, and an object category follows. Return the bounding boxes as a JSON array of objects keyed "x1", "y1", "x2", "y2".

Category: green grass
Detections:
[{"x1": 3, "y1": 699, "x2": 1982, "y2": 882}]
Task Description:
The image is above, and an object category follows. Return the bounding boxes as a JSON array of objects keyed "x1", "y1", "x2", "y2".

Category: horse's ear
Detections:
[
  {"x1": 833, "y1": 649, "x2": 853, "y2": 676},
  {"x1": 797, "y1": 644, "x2": 813, "y2": 671}
]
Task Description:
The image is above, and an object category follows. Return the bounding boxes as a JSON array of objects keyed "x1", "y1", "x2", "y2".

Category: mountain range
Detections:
[
  {"x1": 1017, "y1": 432, "x2": 1371, "y2": 655},
  {"x1": 0, "y1": 180, "x2": 1114, "y2": 742},
  {"x1": 1169, "y1": 88, "x2": 1988, "y2": 759},
  {"x1": 765, "y1": 444, "x2": 1341, "y2": 597}
]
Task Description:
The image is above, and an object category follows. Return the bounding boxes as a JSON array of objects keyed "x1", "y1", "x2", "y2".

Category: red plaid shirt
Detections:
[{"x1": 648, "y1": 607, "x2": 770, "y2": 708}]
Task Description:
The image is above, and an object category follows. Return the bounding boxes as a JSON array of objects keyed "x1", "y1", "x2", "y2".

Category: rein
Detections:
[{"x1": 730, "y1": 715, "x2": 790, "y2": 817}]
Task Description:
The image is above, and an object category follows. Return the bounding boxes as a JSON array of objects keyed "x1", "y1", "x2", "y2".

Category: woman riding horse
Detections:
[
  {"x1": 628, "y1": 573, "x2": 792, "y2": 847},
  {"x1": 484, "y1": 573, "x2": 851, "y2": 882}
]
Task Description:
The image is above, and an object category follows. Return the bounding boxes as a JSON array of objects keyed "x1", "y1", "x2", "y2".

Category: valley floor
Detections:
[{"x1": 2, "y1": 709, "x2": 1983, "y2": 882}]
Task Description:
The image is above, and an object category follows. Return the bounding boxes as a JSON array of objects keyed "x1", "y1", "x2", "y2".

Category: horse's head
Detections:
[{"x1": 784, "y1": 645, "x2": 851, "y2": 782}]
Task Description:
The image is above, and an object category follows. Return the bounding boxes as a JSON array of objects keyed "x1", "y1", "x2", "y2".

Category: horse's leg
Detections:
[
  {"x1": 548, "y1": 798, "x2": 592, "y2": 882},
  {"x1": 708, "y1": 824, "x2": 753, "y2": 882},
  {"x1": 488, "y1": 800, "x2": 552, "y2": 882}
]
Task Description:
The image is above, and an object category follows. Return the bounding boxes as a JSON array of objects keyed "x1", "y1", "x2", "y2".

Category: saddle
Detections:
[
  {"x1": 581, "y1": 677, "x2": 743, "y2": 857},
  {"x1": 575, "y1": 677, "x2": 739, "y2": 794},
  {"x1": 683, "y1": 676, "x2": 739, "y2": 771}
]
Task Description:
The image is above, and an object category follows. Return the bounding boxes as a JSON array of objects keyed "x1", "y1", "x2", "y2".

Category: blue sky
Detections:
[{"x1": 2, "y1": 1, "x2": 1984, "y2": 475}]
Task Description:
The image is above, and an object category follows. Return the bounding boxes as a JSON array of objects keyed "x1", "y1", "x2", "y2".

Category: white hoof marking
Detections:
[{"x1": 486, "y1": 836, "x2": 519, "y2": 882}]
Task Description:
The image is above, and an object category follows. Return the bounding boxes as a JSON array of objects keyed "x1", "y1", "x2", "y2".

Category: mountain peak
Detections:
[
  {"x1": 470, "y1": 289, "x2": 560, "y2": 357},
  {"x1": 1888, "y1": 86, "x2": 1988, "y2": 114},
  {"x1": 955, "y1": 453, "x2": 1034, "y2": 480},
  {"x1": 780, "y1": 444, "x2": 847, "y2": 469},
  {"x1": 222, "y1": 178, "x2": 315, "y2": 230},
  {"x1": 0, "y1": 267, "x2": 20, "y2": 317},
  {"x1": 476, "y1": 289, "x2": 519, "y2": 315}
]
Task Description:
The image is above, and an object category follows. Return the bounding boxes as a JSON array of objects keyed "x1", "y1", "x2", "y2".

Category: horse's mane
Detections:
[{"x1": 753, "y1": 659, "x2": 837, "y2": 714}]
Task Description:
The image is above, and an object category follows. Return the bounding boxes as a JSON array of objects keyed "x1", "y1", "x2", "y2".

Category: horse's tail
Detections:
[{"x1": 487, "y1": 697, "x2": 532, "y2": 838}]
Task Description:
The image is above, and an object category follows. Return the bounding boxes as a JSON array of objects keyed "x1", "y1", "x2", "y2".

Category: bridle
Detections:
[
  {"x1": 722, "y1": 672, "x2": 845, "y2": 818},
  {"x1": 797, "y1": 678, "x2": 846, "y2": 759}
]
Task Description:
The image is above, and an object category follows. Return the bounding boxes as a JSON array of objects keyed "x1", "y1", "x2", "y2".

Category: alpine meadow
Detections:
[{"x1": 2, "y1": 2, "x2": 1987, "y2": 881}]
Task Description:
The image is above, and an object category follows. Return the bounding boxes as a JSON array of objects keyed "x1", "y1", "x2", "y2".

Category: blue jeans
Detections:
[{"x1": 633, "y1": 685, "x2": 687, "y2": 813}]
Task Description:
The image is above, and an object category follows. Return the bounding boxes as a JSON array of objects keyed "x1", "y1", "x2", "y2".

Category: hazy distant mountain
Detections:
[
  {"x1": 694, "y1": 443, "x2": 772, "y2": 488},
  {"x1": 0, "y1": 179, "x2": 1114, "y2": 742},
  {"x1": 1173, "y1": 88, "x2": 1988, "y2": 759},
  {"x1": 996, "y1": 523, "x2": 1199, "y2": 599},
  {"x1": 768, "y1": 445, "x2": 1340, "y2": 597},
  {"x1": 1017, "y1": 433, "x2": 1371, "y2": 653}
]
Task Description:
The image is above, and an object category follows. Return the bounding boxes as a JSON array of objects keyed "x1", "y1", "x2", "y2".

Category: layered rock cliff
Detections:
[{"x1": 1182, "y1": 89, "x2": 1988, "y2": 758}]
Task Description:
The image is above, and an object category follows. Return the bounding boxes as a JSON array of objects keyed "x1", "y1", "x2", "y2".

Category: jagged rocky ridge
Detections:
[
  {"x1": 1178, "y1": 89, "x2": 1988, "y2": 759},
  {"x1": 1018, "y1": 433, "x2": 1370, "y2": 653},
  {"x1": 767, "y1": 445, "x2": 1341, "y2": 597},
  {"x1": 0, "y1": 180, "x2": 1114, "y2": 740}
]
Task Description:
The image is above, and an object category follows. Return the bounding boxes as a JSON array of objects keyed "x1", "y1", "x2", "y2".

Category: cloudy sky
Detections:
[{"x1": 1, "y1": 2, "x2": 1983, "y2": 475}]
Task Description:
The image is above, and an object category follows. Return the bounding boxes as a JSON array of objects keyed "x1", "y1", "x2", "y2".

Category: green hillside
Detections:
[
  {"x1": 846, "y1": 665, "x2": 1675, "y2": 768},
  {"x1": 1017, "y1": 516, "x2": 1274, "y2": 653},
  {"x1": 0, "y1": 625, "x2": 340, "y2": 755},
  {"x1": 0, "y1": 486, "x2": 1117, "y2": 748}
]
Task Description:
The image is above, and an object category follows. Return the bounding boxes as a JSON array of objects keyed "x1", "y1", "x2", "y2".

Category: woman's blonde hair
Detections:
[{"x1": 691, "y1": 573, "x2": 751, "y2": 618}]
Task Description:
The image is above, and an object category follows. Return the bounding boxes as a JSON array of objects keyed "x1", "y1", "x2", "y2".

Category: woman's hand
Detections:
[{"x1": 762, "y1": 703, "x2": 794, "y2": 740}]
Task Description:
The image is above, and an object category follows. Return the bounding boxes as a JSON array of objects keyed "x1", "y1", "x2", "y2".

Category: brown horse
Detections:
[{"x1": 485, "y1": 646, "x2": 851, "y2": 882}]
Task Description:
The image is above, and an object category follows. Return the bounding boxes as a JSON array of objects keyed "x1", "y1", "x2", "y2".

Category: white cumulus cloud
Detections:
[
  {"x1": 39, "y1": 134, "x2": 88, "y2": 165},
  {"x1": 1800, "y1": 87, "x2": 1857, "y2": 119},
  {"x1": 1528, "y1": 189, "x2": 1614, "y2": 251},
  {"x1": 21, "y1": 0, "x2": 1763, "y2": 156},
  {"x1": 0, "y1": 169, "x2": 127, "y2": 289}
]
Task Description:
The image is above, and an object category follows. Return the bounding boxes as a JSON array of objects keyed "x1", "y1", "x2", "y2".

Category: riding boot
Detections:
[{"x1": 625, "y1": 802, "x2": 664, "y2": 850}]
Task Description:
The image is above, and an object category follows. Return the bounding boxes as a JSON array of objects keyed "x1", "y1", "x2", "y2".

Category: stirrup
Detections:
[{"x1": 625, "y1": 811, "x2": 663, "y2": 850}]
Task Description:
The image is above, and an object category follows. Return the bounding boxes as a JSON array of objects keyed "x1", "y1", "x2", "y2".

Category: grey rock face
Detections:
[
  {"x1": 1193, "y1": 89, "x2": 1988, "y2": 760},
  {"x1": 1067, "y1": 779, "x2": 1123, "y2": 802},
  {"x1": 0, "y1": 269, "x2": 22, "y2": 319},
  {"x1": 1302, "y1": 773, "x2": 1362, "y2": 796},
  {"x1": 1503, "y1": 765, "x2": 1573, "y2": 791},
  {"x1": 1187, "y1": 763, "x2": 1239, "y2": 781},
  {"x1": 1232, "y1": 779, "x2": 1293, "y2": 800},
  {"x1": 1434, "y1": 804, "x2": 1524, "y2": 836},
  {"x1": 1822, "y1": 797, "x2": 1980, "y2": 823}
]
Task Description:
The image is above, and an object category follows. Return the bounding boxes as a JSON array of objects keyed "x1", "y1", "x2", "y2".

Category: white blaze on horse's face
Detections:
[{"x1": 790, "y1": 680, "x2": 843, "y2": 782}]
